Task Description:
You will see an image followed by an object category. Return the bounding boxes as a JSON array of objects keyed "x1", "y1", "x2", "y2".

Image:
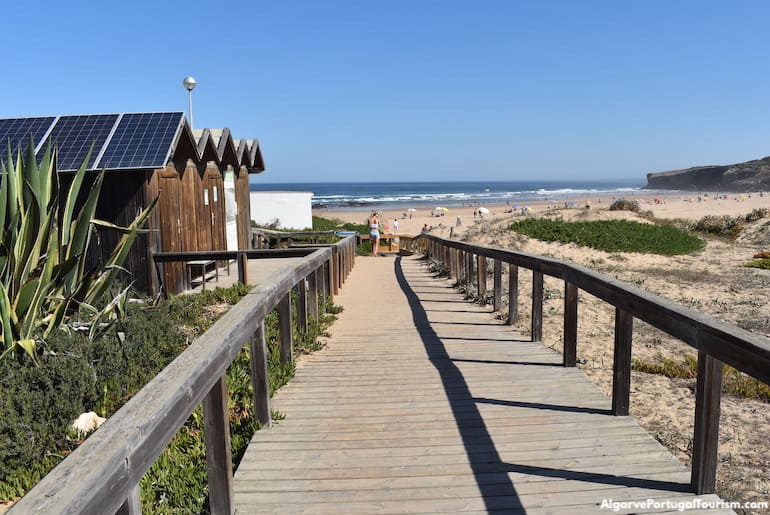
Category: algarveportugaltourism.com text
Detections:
[{"x1": 599, "y1": 498, "x2": 768, "y2": 512}]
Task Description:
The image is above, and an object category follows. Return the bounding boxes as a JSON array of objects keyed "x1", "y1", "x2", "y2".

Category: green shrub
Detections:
[
  {"x1": 509, "y1": 219, "x2": 704, "y2": 255},
  {"x1": 609, "y1": 199, "x2": 640, "y2": 212},
  {"x1": 744, "y1": 258, "x2": 770, "y2": 270},
  {"x1": 312, "y1": 215, "x2": 368, "y2": 234},
  {"x1": 692, "y1": 215, "x2": 745, "y2": 239}
]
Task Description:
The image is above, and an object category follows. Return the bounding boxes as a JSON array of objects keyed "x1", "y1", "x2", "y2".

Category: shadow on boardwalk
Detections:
[{"x1": 393, "y1": 256, "x2": 689, "y2": 509}]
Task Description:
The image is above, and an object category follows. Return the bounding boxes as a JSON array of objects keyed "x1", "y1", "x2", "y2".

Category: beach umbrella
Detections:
[
  {"x1": 439, "y1": 207, "x2": 449, "y2": 211},
  {"x1": 478, "y1": 207, "x2": 490, "y2": 214},
  {"x1": 407, "y1": 208, "x2": 416, "y2": 212}
]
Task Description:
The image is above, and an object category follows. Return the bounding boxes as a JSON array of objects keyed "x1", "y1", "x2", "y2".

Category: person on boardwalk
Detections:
[{"x1": 368, "y1": 211, "x2": 381, "y2": 256}]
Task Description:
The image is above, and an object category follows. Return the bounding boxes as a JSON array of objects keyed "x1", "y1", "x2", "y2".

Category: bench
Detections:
[{"x1": 186, "y1": 260, "x2": 218, "y2": 291}]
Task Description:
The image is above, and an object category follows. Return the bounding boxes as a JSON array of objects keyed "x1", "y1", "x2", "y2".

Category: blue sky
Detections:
[{"x1": 2, "y1": 1, "x2": 770, "y2": 183}]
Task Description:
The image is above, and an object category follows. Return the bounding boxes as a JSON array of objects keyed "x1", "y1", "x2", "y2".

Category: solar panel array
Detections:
[
  {"x1": 0, "y1": 112, "x2": 184, "y2": 171},
  {"x1": 0, "y1": 116, "x2": 56, "y2": 158},
  {"x1": 44, "y1": 114, "x2": 119, "y2": 171},
  {"x1": 98, "y1": 112, "x2": 181, "y2": 170}
]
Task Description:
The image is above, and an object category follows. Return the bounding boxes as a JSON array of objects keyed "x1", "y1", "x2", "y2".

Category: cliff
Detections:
[{"x1": 645, "y1": 156, "x2": 770, "y2": 192}]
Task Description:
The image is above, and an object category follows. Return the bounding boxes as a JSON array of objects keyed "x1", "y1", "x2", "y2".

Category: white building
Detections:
[{"x1": 249, "y1": 191, "x2": 313, "y2": 230}]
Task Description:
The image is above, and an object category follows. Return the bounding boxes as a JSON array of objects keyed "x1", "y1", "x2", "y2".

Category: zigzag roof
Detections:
[{"x1": 0, "y1": 112, "x2": 265, "y2": 173}]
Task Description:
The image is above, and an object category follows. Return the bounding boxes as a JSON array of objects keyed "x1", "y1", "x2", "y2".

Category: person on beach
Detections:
[
  {"x1": 393, "y1": 219, "x2": 399, "y2": 234},
  {"x1": 368, "y1": 212, "x2": 381, "y2": 256}
]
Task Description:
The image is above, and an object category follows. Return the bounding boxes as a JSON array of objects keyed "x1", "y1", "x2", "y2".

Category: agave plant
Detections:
[{"x1": 0, "y1": 142, "x2": 157, "y2": 361}]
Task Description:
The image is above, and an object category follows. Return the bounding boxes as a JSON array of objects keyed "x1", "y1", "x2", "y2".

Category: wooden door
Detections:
[{"x1": 209, "y1": 174, "x2": 226, "y2": 255}]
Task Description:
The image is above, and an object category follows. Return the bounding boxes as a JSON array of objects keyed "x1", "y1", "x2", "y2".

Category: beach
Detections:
[
  {"x1": 315, "y1": 190, "x2": 770, "y2": 511},
  {"x1": 315, "y1": 191, "x2": 770, "y2": 237}
]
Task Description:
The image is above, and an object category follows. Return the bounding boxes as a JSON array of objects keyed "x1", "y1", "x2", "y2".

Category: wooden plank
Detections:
[
  {"x1": 308, "y1": 268, "x2": 319, "y2": 321},
  {"x1": 249, "y1": 321, "x2": 271, "y2": 428},
  {"x1": 531, "y1": 270, "x2": 543, "y2": 341},
  {"x1": 278, "y1": 293, "x2": 293, "y2": 365},
  {"x1": 115, "y1": 486, "x2": 141, "y2": 515},
  {"x1": 493, "y1": 259, "x2": 502, "y2": 311},
  {"x1": 202, "y1": 375, "x2": 234, "y2": 515},
  {"x1": 296, "y1": 278, "x2": 308, "y2": 333},
  {"x1": 612, "y1": 308, "x2": 634, "y2": 416},
  {"x1": 563, "y1": 281, "x2": 578, "y2": 367},
  {"x1": 476, "y1": 254, "x2": 487, "y2": 300},
  {"x1": 507, "y1": 263, "x2": 519, "y2": 325},
  {"x1": 691, "y1": 351, "x2": 723, "y2": 494}
]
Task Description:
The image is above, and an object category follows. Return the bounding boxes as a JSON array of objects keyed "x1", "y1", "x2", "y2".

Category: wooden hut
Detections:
[{"x1": 0, "y1": 112, "x2": 265, "y2": 295}]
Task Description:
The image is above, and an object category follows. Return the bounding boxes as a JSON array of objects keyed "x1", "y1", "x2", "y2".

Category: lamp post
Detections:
[{"x1": 182, "y1": 76, "x2": 197, "y2": 130}]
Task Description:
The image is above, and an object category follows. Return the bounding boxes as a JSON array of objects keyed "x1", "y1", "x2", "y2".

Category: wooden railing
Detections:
[
  {"x1": 9, "y1": 235, "x2": 356, "y2": 514},
  {"x1": 401, "y1": 233, "x2": 770, "y2": 495}
]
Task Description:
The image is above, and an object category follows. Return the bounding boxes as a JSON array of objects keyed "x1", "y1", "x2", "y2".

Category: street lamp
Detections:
[{"x1": 182, "y1": 76, "x2": 197, "y2": 129}]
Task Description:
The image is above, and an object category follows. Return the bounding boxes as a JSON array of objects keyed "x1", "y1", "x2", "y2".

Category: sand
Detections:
[
  {"x1": 315, "y1": 191, "x2": 770, "y2": 512},
  {"x1": 316, "y1": 191, "x2": 770, "y2": 239}
]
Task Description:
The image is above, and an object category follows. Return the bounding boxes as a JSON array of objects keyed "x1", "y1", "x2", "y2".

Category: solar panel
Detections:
[
  {"x1": 0, "y1": 116, "x2": 56, "y2": 159},
  {"x1": 96, "y1": 112, "x2": 183, "y2": 170},
  {"x1": 43, "y1": 114, "x2": 120, "y2": 172}
]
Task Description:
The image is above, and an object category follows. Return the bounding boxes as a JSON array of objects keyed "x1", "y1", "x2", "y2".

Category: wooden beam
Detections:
[
  {"x1": 116, "y1": 486, "x2": 141, "y2": 515},
  {"x1": 202, "y1": 375, "x2": 234, "y2": 515},
  {"x1": 278, "y1": 293, "x2": 293, "y2": 365},
  {"x1": 493, "y1": 260, "x2": 502, "y2": 312},
  {"x1": 564, "y1": 281, "x2": 578, "y2": 367},
  {"x1": 296, "y1": 279, "x2": 308, "y2": 333},
  {"x1": 308, "y1": 269, "x2": 319, "y2": 322},
  {"x1": 249, "y1": 321, "x2": 271, "y2": 428},
  {"x1": 612, "y1": 308, "x2": 633, "y2": 416},
  {"x1": 507, "y1": 263, "x2": 518, "y2": 326},
  {"x1": 476, "y1": 255, "x2": 487, "y2": 302},
  {"x1": 691, "y1": 350, "x2": 723, "y2": 494},
  {"x1": 531, "y1": 271, "x2": 543, "y2": 341}
]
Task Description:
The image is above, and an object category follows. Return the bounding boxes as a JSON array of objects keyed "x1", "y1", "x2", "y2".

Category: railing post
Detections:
[
  {"x1": 320, "y1": 260, "x2": 329, "y2": 302},
  {"x1": 531, "y1": 271, "x2": 543, "y2": 341},
  {"x1": 278, "y1": 293, "x2": 293, "y2": 365},
  {"x1": 237, "y1": 251, "x2": 248, "y2": 284},
  {"x1": 250, "y1": 320, "x2": 271, "y2": 428},
  {"x1": 116, "y1": 486, "x2": 141, "y2": 515},
  {"x1": 493, "y1": 260, "x2": 502, "y2": 311},
  {"x1": 202, "y1": 375, "x2": 234, "y2": 515},
  {"x1": 507, "y1": 263, "x2": 518, "y2": 325},
  {"x1": 691, "y1": 350, "x2": 723, "y2": 494},
  {"x1": 296, "y1": 279, "x2": 308, "y2": 333},
  {"x1": 476, "y1": 255, "x2": 487, "y2": 302},
  {"x1": 564, "y1": 281, "x2": 578, "y2": 367},
  {"x1": 308, "y1": 269, "x2": 319, "y2": 322},
  {"x1": 467, "y1": 252, "x2": 475, "y2": 290},
  {"x1": 458, "y1": 250, "x2": 465, "y2": 283},
  {"x1": 326, "y1": 258, "x2": 334, "y2": 301},
  {"x1": 612, "y1": 308, "x2": 633, "y2": 415},
  {"x1": 335, "y1": 246, "x2": 342, "y2": 293}
]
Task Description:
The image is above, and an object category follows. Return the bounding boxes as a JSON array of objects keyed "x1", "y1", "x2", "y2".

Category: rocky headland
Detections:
[{"x1": 646, "y1": 155, "x2": 770, "y2": 192}]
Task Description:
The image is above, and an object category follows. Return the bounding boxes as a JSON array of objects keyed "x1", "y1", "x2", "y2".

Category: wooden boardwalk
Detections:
[{"x1": 233, "y1": 254, "x2": 731, "y2": 514}]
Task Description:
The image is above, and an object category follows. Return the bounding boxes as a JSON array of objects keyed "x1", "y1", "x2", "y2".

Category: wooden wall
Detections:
[
  {"x1": 236, "y1": 166, "x2": 252, "y2": 250},
  {"x1": 60, "y1": 171, "x2": 153, "y2": 294}
]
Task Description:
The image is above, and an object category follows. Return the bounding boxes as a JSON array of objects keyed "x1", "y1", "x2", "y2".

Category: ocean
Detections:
[{"x1": 249, "y1": 180, "x2": 649, "y2": 210}]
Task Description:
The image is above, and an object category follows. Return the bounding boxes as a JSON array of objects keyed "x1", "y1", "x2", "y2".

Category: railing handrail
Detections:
[
  {"x1": 10, "y1": 236, "x2": 357, "y2": 514},
  {"x1": 416, "y1": 234, "x2": 770, "y2": 383}
]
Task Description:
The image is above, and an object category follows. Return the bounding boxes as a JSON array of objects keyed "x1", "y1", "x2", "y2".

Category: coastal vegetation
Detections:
[
  {"x1": 508, "y1": 218, "x2": 705, "y2": 255},
  {"x1": 0, "y1": 146, "x2": 154, "y2": 362},
  {"x1": 1, "y1": 283, "x2": 341, "y2": 511},
  {"x1": 632, "y1": 354, "x2": 770, "y2": 403}
]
